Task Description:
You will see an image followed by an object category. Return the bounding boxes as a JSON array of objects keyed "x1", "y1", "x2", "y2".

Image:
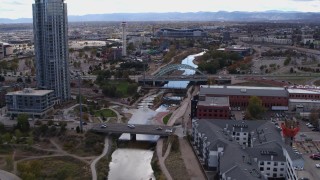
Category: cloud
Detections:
[
  {"x1": 0, "y1": 8, "x2": 14, "y2": 12},
  {"x1": 291, "y1": 0, "x2": 319, "y2": 1},
  {"x1": 4, "y1": 0, "x2": 26, "y2": 5}
]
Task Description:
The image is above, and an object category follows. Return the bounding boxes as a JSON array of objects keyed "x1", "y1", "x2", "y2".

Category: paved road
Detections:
[
  {"x1": 90, "y1": 137, "x2": 109, "y2": 180},
  {"x1": 301, "y1": 154, "x2": 320, "y2": 179},
  {"x1": 91, "y1": 123, "x2": 175, "y2": 136},
  {"x1": 0, "y1": 170, "x2": 21, "y2": 180}
]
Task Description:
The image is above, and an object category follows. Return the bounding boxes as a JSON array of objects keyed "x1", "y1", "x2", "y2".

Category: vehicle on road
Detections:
[
  {"x1": 316, "y1": 164, "x2": 320, "y2": 168},
  {"x1": 165, "y1": 129, "x2": 173, "y2": 133},
  {"x1": 128, "y1": 124, "x2": 135, "y2": 129},
  {"x1": 156, "y1": 127, "x2": 163, "y2": 130},
  {"x1": 100, "y1": 124, "x2": 107, "y2": 128}
]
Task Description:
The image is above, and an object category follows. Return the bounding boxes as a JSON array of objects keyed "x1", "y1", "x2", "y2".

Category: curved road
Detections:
[{"x1": 90, "y1": 137, "x2": 109, "y2": 180}]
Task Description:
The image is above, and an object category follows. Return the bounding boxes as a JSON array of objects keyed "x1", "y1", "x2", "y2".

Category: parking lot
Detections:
[{"x1": 292, "y1": 119, "x2": 320, "y2": 179}]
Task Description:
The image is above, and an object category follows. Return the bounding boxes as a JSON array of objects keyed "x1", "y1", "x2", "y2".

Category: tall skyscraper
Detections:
[
  {"x1": 33, "y1": 0, "x2": 70, "y2": 102},
  {"x1": 121, "y1": 22, "x2": 127, "y2": 57}
]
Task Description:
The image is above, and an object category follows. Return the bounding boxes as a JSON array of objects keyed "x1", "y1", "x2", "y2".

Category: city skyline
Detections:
[{"x1": 1, "y1": 0, "x2": 320, "y2": 19}]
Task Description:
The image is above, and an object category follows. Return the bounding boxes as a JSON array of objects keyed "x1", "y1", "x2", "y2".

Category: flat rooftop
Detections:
[
  {"x1": 287, "y1": 88, "x2": 320, "y2": 94},
  {"x1": 6, "y1": 88, "x2": 53, "y2": 96},
  {"x1": 200, "y1": 85, "x2": 288, "y2": 97},
  {"x1": 198, "y1": 96, "x2": 230, "y2": 107}
]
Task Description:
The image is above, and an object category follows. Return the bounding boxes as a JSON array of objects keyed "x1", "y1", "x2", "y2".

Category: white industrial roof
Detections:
[
  {"x1": 6, "y1": 88, "x2": 53, "y2": 96},
  {"x1": 287, "y1": 88, "x2": 320, "y2": 94}
]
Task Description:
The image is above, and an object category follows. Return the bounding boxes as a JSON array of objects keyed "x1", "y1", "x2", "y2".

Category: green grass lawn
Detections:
[
  {"x1": 163, "y1": 113, "x2": 172, "y2": 125},
  {"x1": 113, "y1": 81, "x2": 129, "y2": 95},
  {"x1": 94, "y1": 109, "x2": 117, "y2": 117},
  {"x1": 17, "y1": 156, "x2": 91, "y2": 180}
]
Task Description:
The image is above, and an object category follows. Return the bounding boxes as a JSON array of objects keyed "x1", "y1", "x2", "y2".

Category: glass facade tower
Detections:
[{"x1": 33, "y1": 0, "x2": 70, "y2": 102}]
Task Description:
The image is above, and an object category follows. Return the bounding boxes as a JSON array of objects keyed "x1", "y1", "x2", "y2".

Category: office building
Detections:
[
  {"x1": 197, "y1": 96, "x2": 230, "y2": 119},
  {"x1": 6, "y1": 88, "x2": 54, "y2": 117},
  {"x1": 156, "y1": 28, "x2": 207, "y2": 39},
  {"x1": 33, "y1": 0, "x2": 70, "y2": 102}
]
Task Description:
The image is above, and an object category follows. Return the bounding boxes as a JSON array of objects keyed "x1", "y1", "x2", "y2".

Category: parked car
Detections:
[
  {"x1": 100, "y1": 124, "x2": 107, "y2": 128},
  {"x1": 316, "y1": 164, "x2": 320, "y2": 168},
  {"x1": 310, "y1": 154, "x2": 320, "y2": 160},
  {"x1": 307, "y1": 124, "x2": 314, "y2": 128},
  {"x1": 312, "y1": 128, "x2": 319, "y2": 132},
  {"x1": 165, "y1": 129, "x2": 173, "y2": 133}
]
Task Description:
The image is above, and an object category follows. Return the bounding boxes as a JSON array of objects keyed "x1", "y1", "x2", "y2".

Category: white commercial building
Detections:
[{"x1": 6, "y1": 88, "x2": 54, "y2": 117}]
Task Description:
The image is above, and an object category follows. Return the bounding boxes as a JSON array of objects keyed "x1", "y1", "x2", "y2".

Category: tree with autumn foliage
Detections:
[{"x1": 246, "y1": 96, "x2": 265, "y2": 120}]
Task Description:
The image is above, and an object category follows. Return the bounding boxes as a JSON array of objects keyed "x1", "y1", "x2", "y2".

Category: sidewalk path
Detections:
[
  {"x1": 156, "y1": 139, "x2": 173, "y2": 180},
  {"x1": 90, "y1": 137, "x2": 109, "y2": 180},
  {"x1": 179, "y1": 138, "x2": 206, "y2": 180},
  {"x1": 0, "y1": 170, "x2": 21, "y2": 180}
]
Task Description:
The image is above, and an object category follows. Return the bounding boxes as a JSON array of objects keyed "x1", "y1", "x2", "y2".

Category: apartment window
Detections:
[
  {"x1": 267, "y1": 162, "x2": 271, "y2": 165},
  {"x1": 260, "y1": 167, "x2": 264, "y2": 171},
  {"x1": 274, "y1": 162, "x2": 278, "y2": 166},
  {"x1": 260, "y1": 161, "x2": 264, "y2": 166},
  {"x1": 267, "y1": 167, "x2": 270, "y2": 170},
  {"x1": 273, "y1": 173, "x2": 277, "y2": 178},
  {"x1": 280, "y1": 162, "x2": 285, "y2": 165},
  {"x1": 280, "y1": 168, "x2": 284, "y2": 171},
  {"x1": 273, "y1": 168, "x2": 277, "y2": 172}
]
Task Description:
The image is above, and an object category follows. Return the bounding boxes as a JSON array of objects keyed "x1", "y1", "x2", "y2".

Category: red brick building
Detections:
[
  {"x1": 197, "y1": 96, "x2": 230, "y2": 119},
  {"x1": 199, "y1": 86, "x2": 288, "y2": 110}
]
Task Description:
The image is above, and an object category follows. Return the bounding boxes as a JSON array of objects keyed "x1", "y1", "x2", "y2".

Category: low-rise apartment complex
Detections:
[{"x1": 192, "y1": 119, "x2": 303, "y2": 180}]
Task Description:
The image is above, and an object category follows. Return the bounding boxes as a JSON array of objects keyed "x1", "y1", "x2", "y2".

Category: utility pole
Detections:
[
  {"x1": 143, "y1": 62, "x2": 146, "y2": 86},
  {"x1": 78, "y1": 73, "x2": 83, "y2": 133}
]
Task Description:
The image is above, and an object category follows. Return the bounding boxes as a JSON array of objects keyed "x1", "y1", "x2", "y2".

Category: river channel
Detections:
[{"x1": 107, "y1": 51, "x2": 204, "y2": 180}]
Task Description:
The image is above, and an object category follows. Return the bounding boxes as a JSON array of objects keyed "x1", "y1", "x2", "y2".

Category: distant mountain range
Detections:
[{"x1": 1, "y1": 11, "x2": 320, "y2": 23}]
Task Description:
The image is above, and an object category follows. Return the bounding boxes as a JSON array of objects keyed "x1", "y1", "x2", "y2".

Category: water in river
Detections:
[
  {"x1": 108, "y1": 52, "x2": 204, "y2": 179},
  {"x1": 165, "y1": 51, "x2": 205, "y2": 88},
  {"x1": 108, "y1": 149, "x2": 155, "y2": 180}
]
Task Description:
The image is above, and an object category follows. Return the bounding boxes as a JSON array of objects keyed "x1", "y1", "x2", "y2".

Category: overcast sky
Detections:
[{"x1": 1, "y1": 0, "x2": 320, "y2": 19}]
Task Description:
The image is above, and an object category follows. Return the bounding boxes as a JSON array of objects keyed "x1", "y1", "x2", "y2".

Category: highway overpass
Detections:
[{"x1": 91, "y1": 123, "x2": 175, "y2": 140}]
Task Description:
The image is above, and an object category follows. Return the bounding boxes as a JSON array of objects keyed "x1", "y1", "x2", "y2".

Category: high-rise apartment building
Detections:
[
  {"x1": 121, "y1": 22, "x2": 127, "y2": 57},
  {"x1": 33, "y1": 0, "x2": 70, "y2": 102}
]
